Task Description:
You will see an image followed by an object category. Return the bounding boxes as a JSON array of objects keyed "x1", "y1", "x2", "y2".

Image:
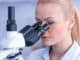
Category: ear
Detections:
[{"x1": 68, "y1": 14, "x2": 75, "y2": 31}]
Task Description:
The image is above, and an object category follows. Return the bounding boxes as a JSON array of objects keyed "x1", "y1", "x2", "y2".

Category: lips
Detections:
[{"x1": 41, "y1": 36, "x2": 49, "y2": 40}]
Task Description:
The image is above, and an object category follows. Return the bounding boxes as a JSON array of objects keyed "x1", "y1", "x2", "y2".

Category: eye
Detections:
[
  {"x1": 46, "y1": 17, "x2": 55, "y2": 25},
  {"x1": 35, "y1": 18, "x2": 42, "y2": 24},
  {"x1": 47, "y1": 21, "x2": 55, "y2": 25}
]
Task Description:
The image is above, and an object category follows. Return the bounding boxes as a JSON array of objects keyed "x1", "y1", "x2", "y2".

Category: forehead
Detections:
[
  {"x1": 36, "y1": 3, "x2": 65, "y2": 20},
  {"x1": 36, "y1": 3, "x2": 62, "y2": 13}
]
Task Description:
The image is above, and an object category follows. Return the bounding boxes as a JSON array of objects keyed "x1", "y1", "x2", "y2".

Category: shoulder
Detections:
[
  {"x1": 74, "y1": 47, "x2": 80, "y2": 60},
  {"x1": 27, "y1": 47, "x2": 49, "y2": 60},
  {"x1": 62, "y1": 41, "x2": 80, "y2": 60},
  {"x1": 72, "y1": 41, "x2": 80, "y2": 60}
]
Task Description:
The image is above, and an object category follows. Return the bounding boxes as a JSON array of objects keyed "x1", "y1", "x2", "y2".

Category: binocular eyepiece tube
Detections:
[{"x1": 24, "y1": 23, "x2": 49, "y2": 46}]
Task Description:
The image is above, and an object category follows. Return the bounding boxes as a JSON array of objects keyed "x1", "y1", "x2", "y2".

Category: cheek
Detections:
[{"x1": 49, "y1": 24, "x2": 67, "y2": 39}]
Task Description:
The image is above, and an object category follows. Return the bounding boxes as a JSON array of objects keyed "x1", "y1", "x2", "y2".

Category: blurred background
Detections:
[{"x1": 0, "y1": 0, "x2": 80, "y2": 60}]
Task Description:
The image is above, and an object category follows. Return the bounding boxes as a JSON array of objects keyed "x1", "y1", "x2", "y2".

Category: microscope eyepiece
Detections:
[
  {"x1": 19, "y1": 22, "x2": 42, "y2": 36},
  {"x1": 25, "y1": 23, "x2": 49, "y2": 46},
  {"x1": 7, "y1": 6, "x2": 17, "y2": 31}
]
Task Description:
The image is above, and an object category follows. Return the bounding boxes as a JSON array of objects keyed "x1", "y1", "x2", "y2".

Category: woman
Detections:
[{"x1": 27, "y1": 0, "x2": 80, "y2": 60}]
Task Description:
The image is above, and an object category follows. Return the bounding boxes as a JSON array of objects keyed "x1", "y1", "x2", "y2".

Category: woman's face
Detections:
[{"x1": 35, "y1": 3, "x2": 71, "y2": 46}]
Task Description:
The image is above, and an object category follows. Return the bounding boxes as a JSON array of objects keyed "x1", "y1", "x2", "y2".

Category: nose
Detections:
[
  {"x1": 40, "y1": 21, "x2": 49, "y2": 37},
  {"x1": 42, "y1": 27, "x2": 49, "y2": 37},
  {"x1": 42, "y1": 30, "x2": 49, "y2": 36},
  {"x1": 41, "y1": 21, "x2": 47, "y2": 26}
]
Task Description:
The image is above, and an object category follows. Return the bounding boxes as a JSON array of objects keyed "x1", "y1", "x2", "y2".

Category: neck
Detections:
[{"x1": 50, "y1": 36, "x2": 73, "y2": 58}]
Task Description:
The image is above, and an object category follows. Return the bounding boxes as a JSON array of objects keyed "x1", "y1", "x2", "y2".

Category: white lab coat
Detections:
[{"x1": 27, "y1": 41, "x2": 80, "y2": 60}]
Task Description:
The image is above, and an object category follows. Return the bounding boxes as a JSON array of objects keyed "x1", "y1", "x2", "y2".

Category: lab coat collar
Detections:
[
  {"x1": 42, "y1": 41, "x2": 79, "y2": 60},
  {"x1": 62, "y1": 41, "x2": 79, "y2": 60}
]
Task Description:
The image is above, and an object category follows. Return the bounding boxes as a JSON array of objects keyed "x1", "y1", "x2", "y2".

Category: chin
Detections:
[{"x1": 42, "y1": 41, "x2": 56, "y2": 47}]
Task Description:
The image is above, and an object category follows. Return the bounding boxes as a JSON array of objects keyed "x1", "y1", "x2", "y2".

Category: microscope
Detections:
[{"x1": 0, "y1": 6, "x2": 49, "y2": 60}]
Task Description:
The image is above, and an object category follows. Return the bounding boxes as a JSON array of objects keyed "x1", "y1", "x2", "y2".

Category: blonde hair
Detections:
[{"x1": 71, "y1": 8, "x2": 80, "y2": 44}]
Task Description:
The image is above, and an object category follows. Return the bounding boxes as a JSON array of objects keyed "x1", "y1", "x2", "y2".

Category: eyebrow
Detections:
[
  {"x1": 35, "y1": 17, "x2": 41, "y2": 22},
  {"x1": 35, "y1": 17, "x2": 54, "y2": 22}
]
